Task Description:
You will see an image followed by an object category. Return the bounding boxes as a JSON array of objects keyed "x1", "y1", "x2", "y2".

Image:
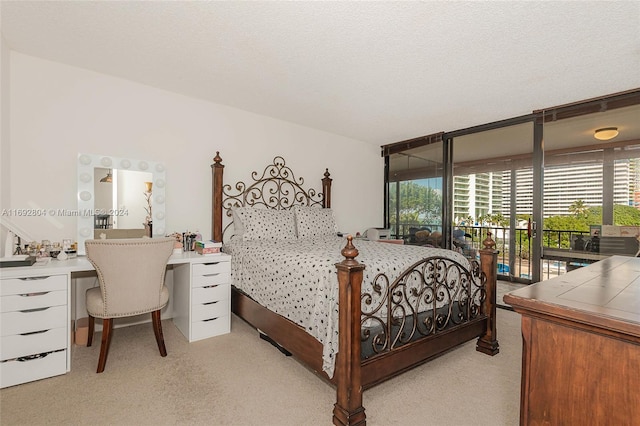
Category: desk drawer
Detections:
[
  {"x1": 192, "y1": 272, "x2": 230, "y2": 288},
  {"x1": 1, "y1": 275, "x2": 67, "y2": 296},
  {"x1": 1, "y1": 327, "x2": 67, "y2": 361},
  {"x1": 192, "y1": 299, "x2": 229, "y2": 322},
  {"x1": 192, "y1": 261, "x2": 230, "y2": 276},
  {"x1": 0, "y1": 349, "x2": 67, "y2": 389},
  {"x1": 1, "y1": 290, "x2": 67, "y2": 313},
  {"x1": 191, "y1": 316, "x2": 229, "y2": 341},
  {"x1": 192, "y1": 284, "x2": 229, "y2": 304},
  {"x1": 1, "y1": 305, "x2": 67, "y2": 336}
]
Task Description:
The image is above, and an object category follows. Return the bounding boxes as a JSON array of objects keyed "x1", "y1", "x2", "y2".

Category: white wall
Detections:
[
  {"x1": 8, "y1": 52, "x2": 384, "y2": 246},
  {"x1": 0, "y1": 35, "x2": 11, "y2": 256}
]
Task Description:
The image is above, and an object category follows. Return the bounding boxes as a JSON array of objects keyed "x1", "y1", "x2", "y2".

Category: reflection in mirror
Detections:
[
  {"x1": 77, "y1": 153, "x2": 166, "y2": 255},
  {"x1": 94, "y1": 168, "x2": 152, "y2": 230}
]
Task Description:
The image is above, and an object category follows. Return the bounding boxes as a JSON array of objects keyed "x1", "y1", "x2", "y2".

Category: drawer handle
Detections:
[
  {"x1": 203, "y1": 317, "x2": 218, "y2": 322},
  {"x1": 203, "y1": 262, "x2": 221, "y2": 266},
  {"x1": 18, "y1": 276, "x2": 51, "y2": 281},
  {"x1": 19, "y1": 291, "x2": 50, "y2": 297},
  {"x1": 20, "y1": 329, "x2": 50, "y2": 336},
  {"x1": 202, "y1": 273, "x2": 221, "y2": 277},
  {"x1": 203, "y1": 301, "x2": 219, "y2": 306},
  {"x1": 20, "y1": 307, "x2": 50, "y2": 313},
  {"x1": 1, "y1": 349, "x2": 64, "y2": 364},
  {"x1": 202, "y1": 284, "x2": 219, "y2": 289},
  {"x1": 17, "y1": 352, "x2": 50, "y2": 362}
]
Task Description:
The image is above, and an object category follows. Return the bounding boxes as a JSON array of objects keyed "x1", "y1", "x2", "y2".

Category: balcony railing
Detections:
[{"x1": 392, "y1": 223, "x2": 593, "y2": 282}]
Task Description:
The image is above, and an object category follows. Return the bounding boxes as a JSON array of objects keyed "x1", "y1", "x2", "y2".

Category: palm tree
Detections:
[{"x1": 568, "y1": 199, "x2": 589, "y2": 217}]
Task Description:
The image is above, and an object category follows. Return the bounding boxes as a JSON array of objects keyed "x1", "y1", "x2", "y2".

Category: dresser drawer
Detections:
[
  {"x1": 192, "y1": 283, "x2": 229, "y2": 304},
  {"x1": 191, "y1": 316, "x2": 230, "y2": 341},
  {"x1": 1, "y1": 290, "x2": 67, "y2": 313},
  {"x1": 192, "y1": 271, "x2": 230, "y2": 288},
  {"x1": 1, "y1": 275, "x2": 67, "y2": 296},
  {"x1": 192, "y1": 299, "x2": 229, "y2": 322},
  {"x1": 0, "y1": 349, "x2": 67, "y2": 389},
  {"x1": 1, "y1": 327, "x2": 67, "y2": 361},
  {"x1": 192, "y1": 261, "x2": 230, "y2": 277},
  {"x1": 1, "y1": 305, "x2": 67, "y2": 336}
]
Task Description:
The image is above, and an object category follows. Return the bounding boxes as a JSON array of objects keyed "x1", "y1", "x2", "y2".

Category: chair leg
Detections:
[
  {"x1": 96, "y1": 318, "x2": 113, "y2": 373},
  {"x1": 87, "y1": 315, "x2": 95, "y2": 347},
  {"x1": 151, "y1": 310, "x2": 167, "y2": 357}
]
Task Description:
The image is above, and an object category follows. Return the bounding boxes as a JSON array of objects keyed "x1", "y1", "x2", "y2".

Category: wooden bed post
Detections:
[
  {"x1": 322, "y1": 169, "x2": 332, "y2": 208},
  {"x1": 476, "y1": 232, "x2": 500, "y2": 355},
  {"x1": 211, "y1": 152, "x2": 224, "y2": 242},
  {"x1": 333, "y1": 236, "x2": 366, "y2": 426}
]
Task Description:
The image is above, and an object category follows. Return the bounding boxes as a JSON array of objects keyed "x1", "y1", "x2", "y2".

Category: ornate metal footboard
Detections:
[{"x1": 361, "y1": 256, "x2": 485, "y2": 358}]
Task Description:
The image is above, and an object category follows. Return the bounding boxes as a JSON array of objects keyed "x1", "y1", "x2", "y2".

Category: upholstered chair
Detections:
[{"x1": 84, "y1": 237, "x2": 175, "y2": 373}]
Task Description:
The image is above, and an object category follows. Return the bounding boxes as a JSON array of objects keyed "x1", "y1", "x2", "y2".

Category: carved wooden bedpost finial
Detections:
[
  {"x1": 482, "y1": 231, "x2": 496, "y2": 250},
  {"x1": 213, "y1": 151, "x2": 222, "y2": 165},
  {"x1": 340, "y1": 235, "x2": 359, "y2": 265}
]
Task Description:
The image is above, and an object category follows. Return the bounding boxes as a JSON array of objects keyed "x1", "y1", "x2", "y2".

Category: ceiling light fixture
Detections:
[
  {"x1": 100, "y1": 169, "x2": 113, "y2": 183},
  {"x1": 594, "y1": 127, "x2": 619, "y2": 141}
]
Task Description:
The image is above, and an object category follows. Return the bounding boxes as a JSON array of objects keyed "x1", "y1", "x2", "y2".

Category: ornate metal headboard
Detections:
[{"x1": 211, "y1": 152, "x2": 332, "y2": 242}]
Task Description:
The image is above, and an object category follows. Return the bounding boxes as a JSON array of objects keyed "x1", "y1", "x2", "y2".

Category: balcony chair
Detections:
[{"x1": 84, "y1": 237, "x2": 175, "y2": 373}]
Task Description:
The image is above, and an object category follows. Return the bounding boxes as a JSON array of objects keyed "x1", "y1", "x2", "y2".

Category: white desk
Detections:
[{"x1": 0, "y1": 252, "x2": 231, "y2": 388}]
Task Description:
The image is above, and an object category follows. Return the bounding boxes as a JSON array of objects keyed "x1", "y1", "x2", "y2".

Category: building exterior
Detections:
[{"x1": 454, "y1": 160, "x2": 636, "y2": 221}]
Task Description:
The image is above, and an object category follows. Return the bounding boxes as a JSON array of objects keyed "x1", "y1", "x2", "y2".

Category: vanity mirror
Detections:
[{"x1": 77, "y1": 153, "x2": 166, "y2": 255}]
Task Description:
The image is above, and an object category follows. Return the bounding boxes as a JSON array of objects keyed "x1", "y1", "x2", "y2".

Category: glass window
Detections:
[
  {"x1": 387, "y1": 141, "x2": 443, "y2": 245},
  {"x1": 542, "y1": 103, "x2": 640, "y2": 278}
]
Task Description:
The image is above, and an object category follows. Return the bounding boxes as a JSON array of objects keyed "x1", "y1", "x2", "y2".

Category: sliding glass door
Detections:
[{"x1": 449, "y1": 121, "x2": 535, "y2": 282}]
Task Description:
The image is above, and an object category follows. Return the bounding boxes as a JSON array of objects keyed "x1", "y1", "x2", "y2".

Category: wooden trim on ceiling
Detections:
[
  {"x1": 443, "y1": 114, "x2": 536, "y2": 139},
  {"x1": 533, "y1": 88, "x2": 640, "y2": 123},
  {"x1": 381, "y1": 132, "x2": 444, "y2": 157}
]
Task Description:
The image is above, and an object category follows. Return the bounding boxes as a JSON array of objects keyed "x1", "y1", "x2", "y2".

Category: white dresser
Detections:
[
  {"x1": 0, "y1": 273, "x2": 70, "y2": 388},
  {"x1": 0, "y1": 251, "x2": 232, "y2": 388},
  {"x1": 172, "y1": 255, "x2": 231, "y2": 342}
]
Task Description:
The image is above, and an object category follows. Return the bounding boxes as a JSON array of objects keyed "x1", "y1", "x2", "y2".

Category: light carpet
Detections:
[
  {"x1": 0, "y1": 309, "x2": 522, "y2": 426},
  {"x1": 497, "y1": 281, "x2": 527, "y2": 310}
]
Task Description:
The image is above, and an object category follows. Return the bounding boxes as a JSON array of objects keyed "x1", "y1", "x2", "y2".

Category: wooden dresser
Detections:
[{"x1": 503, "y1": 256, "x2": 640, "y2": 425}]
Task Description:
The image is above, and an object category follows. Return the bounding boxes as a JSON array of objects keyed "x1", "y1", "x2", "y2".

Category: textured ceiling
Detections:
[{"x1": 1, "y1": 1, "x2": 639, "y2": 145}]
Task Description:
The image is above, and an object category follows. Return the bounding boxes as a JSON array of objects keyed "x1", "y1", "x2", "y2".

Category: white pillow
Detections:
[
  {"x1": 294, "y1": 206, "x2": 337, "y2": 239},
  {"x1": 231, "y1": 207, "x2": 245, "y2": 239},
  {"x1": 234, "y1": 207, "x2": 297, "y2": 241}
]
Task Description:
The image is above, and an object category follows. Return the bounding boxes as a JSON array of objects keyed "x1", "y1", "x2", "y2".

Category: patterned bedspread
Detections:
[{"x1": 224, "y1": 235, "x2": 470, "y2": 378}]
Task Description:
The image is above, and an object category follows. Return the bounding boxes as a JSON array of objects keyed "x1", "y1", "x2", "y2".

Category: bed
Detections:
[{"x1": 211, "y1": 152, "x2": 499, "y2": 425}]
